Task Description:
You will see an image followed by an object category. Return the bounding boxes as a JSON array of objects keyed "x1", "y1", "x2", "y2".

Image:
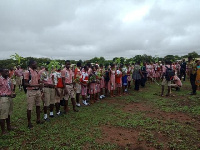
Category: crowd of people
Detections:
[{"x1": 0, "y1": 55, "x2": 199, "y2": 135}]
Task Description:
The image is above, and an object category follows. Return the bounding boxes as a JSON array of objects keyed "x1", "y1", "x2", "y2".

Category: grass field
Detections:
[{"x1": 0, "y1": 80, "x2": 200, "y2": 150}]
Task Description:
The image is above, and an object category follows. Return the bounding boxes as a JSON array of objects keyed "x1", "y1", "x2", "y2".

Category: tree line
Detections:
[{"x1": 0, "y1": 51, "x2": 199, "y2": 69}]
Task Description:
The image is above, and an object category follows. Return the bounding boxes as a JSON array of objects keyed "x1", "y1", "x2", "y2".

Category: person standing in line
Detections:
[
  {"x1": 53, "y1": 67, "x2": 63, "y2": 115},
  {"x1": 109, "y1": 64, "x2": 116, "y2": 97},
  {"x1": 40, "y1": 66, "x2": 56, "y2": 120},
  {"x1": 104, "y1": 65, "x2": 110, "y2": 97},
  {"x1": 24, "y1": 60, "x2": 44, "y2": 128},
  {"x1": 15, "y1": 66, "x2": 23, "y2": 90},
  {"x1": 141, "y1": 62, "x2": 147, "y2": 87},
  {"x1": 88, "y1": 66, "x2": 97, "y2": 104},
  {"x1": 80, "y1": 66, "x2": 89, "y2": 105},
  {"x1": 115, "y1": 65, "x2": 122, "y2": 96},
  {"x1": 122, "y1": 64, "x2": 128, "y2": 94},
  {"x1": 99, "y1": 64, "x2": 105, "y2": 99},
  {"x1": 74, "y1": 62, "x2": 82, "y2": 107},
  {"x1": 61, "y1": 60, "x2": 78, "y2": 113},
  {"x1": 180, "y1": 59, "x2": 187, "y2": 81},
  {"x1": 0, "y1": 68, "x2": 16, "y2": 135},
  {"x1": 126, "y1": 64, "x2": 132, "y2": 89},
  {"x1": 132, "y1": 61, "x2": 143, "y2": 91}
]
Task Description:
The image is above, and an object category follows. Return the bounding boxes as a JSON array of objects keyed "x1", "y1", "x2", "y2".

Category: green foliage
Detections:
[
  {"x1": 47, "y1": 60, "x2": 61, "y2": 72},
  {"x1": 188, "y1": 51, "x2": 199, "y2": 58},
  {"x1": 10, "y1": 53, "x2": 24, "y2": 66},
  {"x1": 0, "y1": 51, "x2": 199, "y2": 69},
  {"x1": 89, "y1": 57, "x2": 106, "y2": 65}
]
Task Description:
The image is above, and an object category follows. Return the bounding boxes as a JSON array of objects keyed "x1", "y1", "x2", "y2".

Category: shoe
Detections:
[
  {"x1": 76, "y1": 103, "x2": 81, "y2": 107},
  {"x1": 102, "y1": 95, "x2": 105, "y2": 98},
  {"x1": 82, "y1": 100, "x2": 88, "y2": 105},
  {"x1": 50, "y1": 115, "x2": 54, "y2": 118},
  {"x1": 99, "y1": 95, "x2": 103, "y2": 99},
  {"x1": 82, "y1": 100, "x2": 85, "y2": 105},
  {"x1": 84, "y1": 100, "x2": 88, "y2": 105}
]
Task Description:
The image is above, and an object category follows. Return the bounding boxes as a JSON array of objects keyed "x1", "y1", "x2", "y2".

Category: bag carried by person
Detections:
[{"x1": 165, "y1": 66, "x2": 175, "y2": 81}]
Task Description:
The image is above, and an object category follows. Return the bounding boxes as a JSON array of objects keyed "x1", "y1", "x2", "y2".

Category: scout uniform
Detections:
[
  {"x1": 40, "y1": 70, "x2": 55, "y2": 108},
  {"x1": 24, "y1": 68, "x2": 41, "y2": 110},
  {"x1": 74, "y1": 67, "x2": 81, "y2": 94},
  {"x1": 61, "y1": 68, "x2": 75, "y2": 100},
  {"x1": 15, "y1": 68, "x2": 23, "y2": 88},
  {"x1": 0, "y1": 76, "x2": 13, "y2": 120}
]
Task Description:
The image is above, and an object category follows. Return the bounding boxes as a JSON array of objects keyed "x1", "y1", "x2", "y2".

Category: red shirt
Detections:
[
  {"x1": 9, "y1": 70, "x2": 15, "y2": 78},
  {"x1": 57, "y1": 72, "x2": 64, "y2": 88},
  {"x1": 115, "y1": 70, "x2": 122, "y2": 84},
  {"x1": 74, "y1": 67, "x2": 81, "y2": 79},
  {"x1": 0, "y1": 76, "x2": 13, "y2": 96}
]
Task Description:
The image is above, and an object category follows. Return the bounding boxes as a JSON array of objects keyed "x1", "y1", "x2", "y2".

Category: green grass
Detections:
[{"x1": 0, "y1": 80, "x2": 200, "y2": 150}]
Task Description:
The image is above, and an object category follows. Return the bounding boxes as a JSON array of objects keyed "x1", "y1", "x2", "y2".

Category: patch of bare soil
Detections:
[
  {"x1": 97, "y1": 126, "x2": 155, "y2": 150},
  {"x1": 103, "y1": 97, "x2": 128, "y2": 106},
  {"x1": 123, "y1": 102, "x2": 198, "y2": 125}
]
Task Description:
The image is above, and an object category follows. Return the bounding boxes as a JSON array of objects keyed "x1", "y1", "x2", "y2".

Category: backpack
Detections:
[{"x1": 165, "y1": 66, "x2": 175, "y2": 81}]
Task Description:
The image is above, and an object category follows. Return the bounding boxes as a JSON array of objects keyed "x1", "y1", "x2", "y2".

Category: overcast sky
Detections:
[{"x1": 0, "y1": 0, "x2": 200, "y2": 60}]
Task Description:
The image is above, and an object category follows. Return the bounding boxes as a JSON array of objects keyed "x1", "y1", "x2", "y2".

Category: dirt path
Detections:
[{"x1": 97, "y1": 126, "x2": 155, "y2": 150}]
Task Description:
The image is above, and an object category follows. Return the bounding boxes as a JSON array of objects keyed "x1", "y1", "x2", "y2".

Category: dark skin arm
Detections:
[
  {"x1": 10, "y1": 82, "x2": 16, "y2": 98},
  {"x1": 24, "y1": 79, "x2": 43, "y2": 90},
  {"x1": 62, "y1": 77, "x2": 68, "y2": 95}
]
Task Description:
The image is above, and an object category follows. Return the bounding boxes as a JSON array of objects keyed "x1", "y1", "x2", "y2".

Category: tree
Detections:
[
  {"x1": 164, "y1": 55, "x2": 176, "y2": 62},
  {"x1": 188, "y1": 51, "x2": 199, "y2": 58},
  {"x1": 10, "y1": 53, "x2": 24, "y2": 66}
]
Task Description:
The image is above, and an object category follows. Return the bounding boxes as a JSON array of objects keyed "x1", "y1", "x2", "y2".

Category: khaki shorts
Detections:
[
  {"x1": 0, "y1": 97, "x2": 13, "y2": 119},
  {"x1": 75, "y1": 83, "x2": 81, "y2": 94},
  {"x1": 161, "y1": 78, "x2": 171, "y2": 86},
  {"x1": 16, "y1": 76, "x2": 22, "y2": 86},
  {"x1": 43, "y1": 88, "x2": 55, "y2": 106},
  {"x1": 63, "y1": 84, "x2": 75, "y2": 100},
  {"x1": 55, "y1": 88, "x2": 63, "y2": 103},
  {"x1": 27, "y1": 90, "x2": 41, "y2": 110}
]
